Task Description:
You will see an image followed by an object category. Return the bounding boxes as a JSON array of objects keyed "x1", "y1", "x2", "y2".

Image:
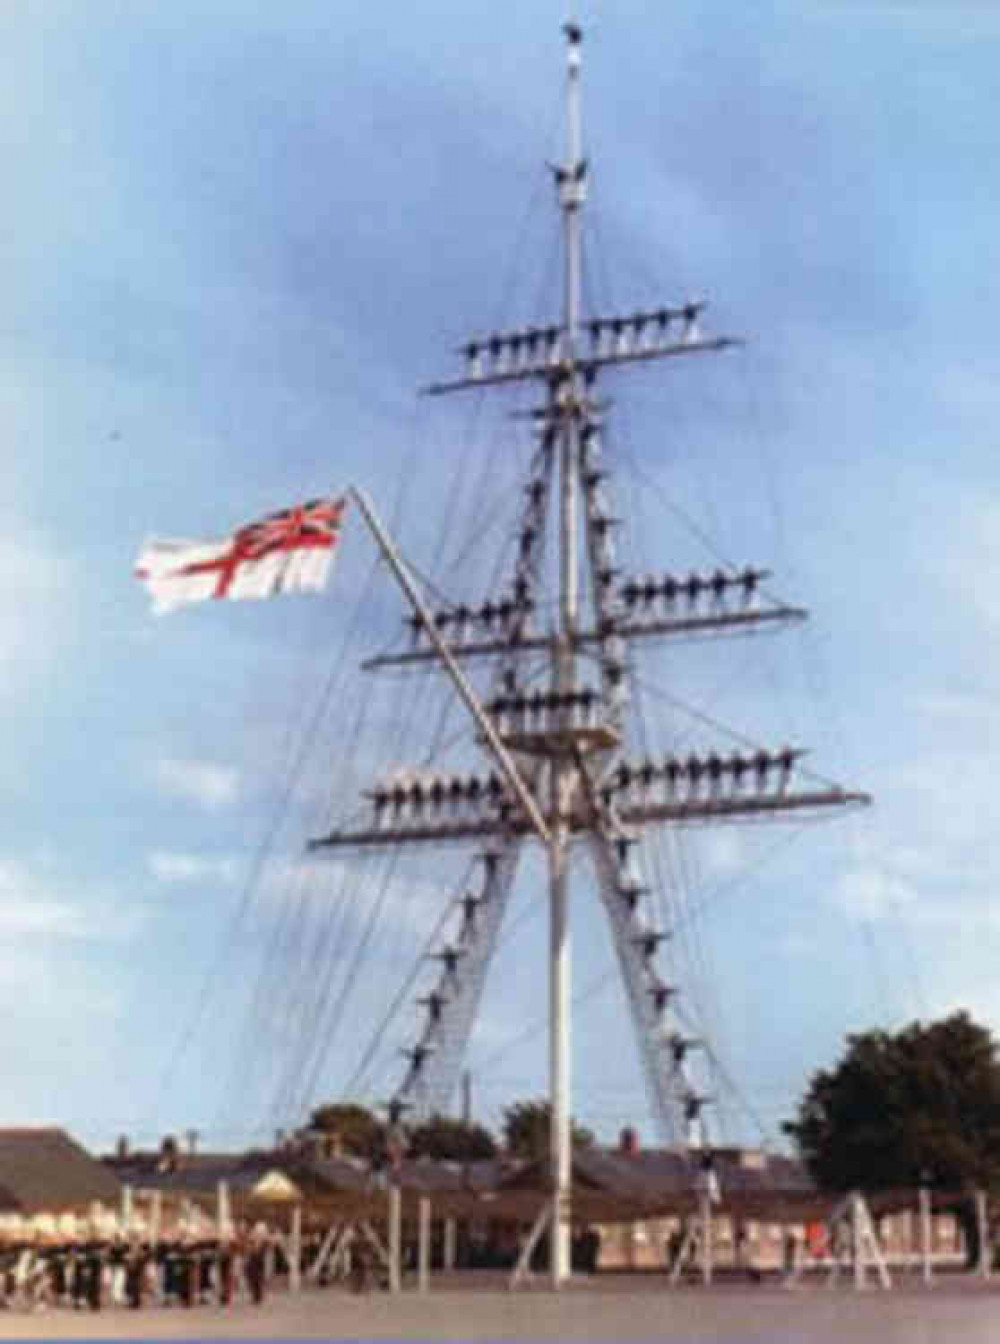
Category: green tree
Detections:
[
  {"x1": 784, "y1": 1011, "x2": 1000, "y2": 1192},
  {"x1": 307, "y1": 1102, "x2": 386, "y2": 1161},
  {"x1": 502, "y1": 1099, "x2": 595, "y2": 1160},
  {"x1": 407, "y1": 1114, "x2": 497, "y2": 1162}
]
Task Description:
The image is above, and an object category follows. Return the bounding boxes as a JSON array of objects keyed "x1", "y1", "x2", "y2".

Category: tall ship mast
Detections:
[{"x1": 311, "y1": 22, "x2": 869, "y2": 1285}]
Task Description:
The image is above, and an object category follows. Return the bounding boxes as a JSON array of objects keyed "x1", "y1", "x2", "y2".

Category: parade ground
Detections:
[{"x1": 1, "y1": 1277, "x2": 1000, "y2": 1341}]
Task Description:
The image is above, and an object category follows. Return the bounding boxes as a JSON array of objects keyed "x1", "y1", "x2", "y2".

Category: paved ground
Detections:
[{"x1": 2, "y1": 1277, "x2": 1000, "y2": 1340}]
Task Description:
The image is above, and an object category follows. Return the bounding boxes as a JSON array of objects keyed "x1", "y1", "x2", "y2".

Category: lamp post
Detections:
[{"x1": 918, "y1": 1168, "x2": 933, "y2": 1285}]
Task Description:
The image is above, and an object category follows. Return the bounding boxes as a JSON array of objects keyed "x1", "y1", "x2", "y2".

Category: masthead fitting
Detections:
[{"x1": 564, "y1": 21, "x2": 582, "y2": 73}]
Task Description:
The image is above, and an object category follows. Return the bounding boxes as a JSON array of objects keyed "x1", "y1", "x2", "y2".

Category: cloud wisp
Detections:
[
  {"x1": 146, "y1": 850, "x2": 239, "y2": 885},
  {"x1": 151, "y1": 757, "x2": 240, "y2": 811}
]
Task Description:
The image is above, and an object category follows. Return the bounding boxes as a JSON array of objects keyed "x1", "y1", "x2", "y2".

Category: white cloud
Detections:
[
  {"x1": 0, "y1": 856, "x2": 143, "y2": 944},
  {"x1": 152, "y1": 757, "x2": 239, "y2": 810},
  {"x1": 0, "y1": 858, "x2": 90, "y2": 939},
  {"x1": 0, "y1": 869, "x2": 86, "y2": 939},
  {"x1": 831, "y1": 822, "x2": 1000, "y2": 953},
  {"x1": 147, "y1": 851, "x2": 238, "y2": 884},
  {"x1": 834, "y1": 864, "x2": 918, "y2": 922},
  {"x1": 935, "y1": 497, "x2": 1000, "y2": 638}
]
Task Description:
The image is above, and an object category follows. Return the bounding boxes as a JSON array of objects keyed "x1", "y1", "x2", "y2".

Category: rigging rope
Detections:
[
  {"x1": 218, "y1": 555, "x2": 392, "y2": 1127},
  {"x1": 147, "y1": 553, "x2": 381, "y2": 1137},
  {"x1": 342, "y1": 859, "x2": 477, "y2": 1099}
]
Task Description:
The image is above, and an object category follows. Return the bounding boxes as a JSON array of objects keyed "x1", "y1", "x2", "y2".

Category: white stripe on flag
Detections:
[{"x1": 134, "y1": 496, "x2": 345, "y2": 614}]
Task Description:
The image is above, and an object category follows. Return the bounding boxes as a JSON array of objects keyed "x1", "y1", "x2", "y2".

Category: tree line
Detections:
[
  {"x1": 300, "y1": 1010, "x2": 1000, "y2": 1197},
  {"x1": 784, "y1": 1009, "x2": 1000, "y2": 1193},
  {"x1": 301, "y1": 1098, "x2": 594, "y2": 1165}
]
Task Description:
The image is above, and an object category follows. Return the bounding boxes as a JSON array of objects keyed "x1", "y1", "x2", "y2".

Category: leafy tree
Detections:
[
  {"x1": 784, "y1": 1011, "x2": 1000, "y2": 1192},
  {"x1": 307, "y1": 1103, "x2": 386, "y2": 1161},
  {"x1": 406, "y1": 1114, "x2": 497, "y2": 1162},
  {"x1": 502, "y1": 1099, "x2": 595, "y2": 1160}
]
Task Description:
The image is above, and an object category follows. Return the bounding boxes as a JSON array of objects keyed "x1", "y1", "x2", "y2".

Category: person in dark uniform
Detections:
[
  {"x1": 124, "y1": 1239, "x2": 145, "y2": 1310},
  {"x1": 246, "y1": 1226, "x2": 267, "y2": 1306},
  {"x1": 570, "y1": 1225, "x2": 584, "y2": 1273},
  {"x1": 349, "y1": 1238, "x2": 371, "y2": 1295},
  {"x1": 84, "y1": 1239, "x2": 103, "y2": 1311},
  {"x1": 781, "y1": 1229, "x2": 798, "y2": 1285},
  {"x1": 195, "y1": 1240, "x2": 214, "y2": 1304},
  {"x1": 666, "y1": 1225, "x2": 685, "y2": 1276},
  {"x1": 0, "y1": 1242, "x2": 14, "y2": 1307},
  {"x1": 47, "y1": 1242, "x2": 68, "y2": 1305},
  {"x1": 162, "y1": 1239, "x2": 180, "y2": 1306},
  {"x1": 216, "y1": 1238, "x2": 234, "y2": 1306},
  {"x1": 177, "y1": 1235, "x2": 195, "y2": 1308},
  {"x1": 166, "y1": 1231, "x2": 190, "y2": 1306},
  {"x1": 65, "y1": 1238, "x2": 84, "y2": 1309}
]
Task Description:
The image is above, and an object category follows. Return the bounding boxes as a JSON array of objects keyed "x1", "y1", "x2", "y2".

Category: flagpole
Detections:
[{"x1": 347, "y1": 485, "x2": 551, "y2": 845}]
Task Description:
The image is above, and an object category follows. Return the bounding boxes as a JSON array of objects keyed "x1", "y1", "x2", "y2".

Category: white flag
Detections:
[{"x1": 135, "y1": 496, "x2": 346, "y2": 615}]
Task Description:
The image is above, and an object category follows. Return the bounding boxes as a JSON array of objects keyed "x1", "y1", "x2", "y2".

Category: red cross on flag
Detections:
[{"x1": 135, "y1": 495, "x2": 347, "y2": 615}]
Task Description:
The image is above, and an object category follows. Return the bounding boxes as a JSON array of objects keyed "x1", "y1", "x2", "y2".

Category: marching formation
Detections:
[{"x1": 0, "y1": 1226, "x2": 273, "y2": 1314}]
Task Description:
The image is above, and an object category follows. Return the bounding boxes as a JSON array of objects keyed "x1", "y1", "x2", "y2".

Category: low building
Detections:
[
  {"x1": 0, "y1": 1127, "x2": 122, "y2": 1237},
  {"x1": 99, "y1": 1133, "x2": 968, "y2": 1273}
]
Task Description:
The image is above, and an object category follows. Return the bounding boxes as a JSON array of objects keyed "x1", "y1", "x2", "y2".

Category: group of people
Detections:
[{"x1": 0, "y1": 1226, "x2": 273, "y2": 1313}]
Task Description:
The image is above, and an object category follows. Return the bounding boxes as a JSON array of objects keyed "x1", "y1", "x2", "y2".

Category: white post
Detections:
[
  {"x1": 360, "y1": 1220, "x2": 391, "y2": 1267},
  {"x1": 852, "y1": 1193, "x2": 865, "y2": 1291},
  {"x1": 329, "y1": 1225, "x2": 355, "y2": 1279},
  {"x1": 510, "y1": 1204, "x2": 552, "y2": 1289},
  {"x1": 700, "y1": 1191, "x2": 713, "y2": 1285},
  {"x1": 443, "y1": 1217, "x2": 457, "y2": 1271},
  {"x1": 668, "y1": 1221, "x2": 698, "y2": 1287},
  {"x1": 851, "y1": 1192, "x2": 891, "y2": 1290},
  {"x1": 121, "y1": 1184, "x2": 133, "y2": 1235},
  {"x1": 217, "y1": 1181, "x2": 231, "y2": 1239},
  {"x1": 388, "y1": 1186, "x2": 402, "y2": 1293},
  {"x1": 547, "y1": 21, "x2": 587, "y2": 1291},
  {"x1": 290, "y1": 1206, "x2": 302, "y2": 1293},
  {"x1": 919, "y1": 1186, "x2": 933, "y2": 1285},
  {"x1": 976, "y1": 1190, "x2": 991, "y2": 1280},
  {"x1": 418, "y1": 1196, "x2": 431, "y2": 1293},
  {"x1": 306, "y1": 1222, "x2": 338, "y2": 1282},
  {"x1": 549, "y1": 799, "x2": 571, "y2": 1287}
]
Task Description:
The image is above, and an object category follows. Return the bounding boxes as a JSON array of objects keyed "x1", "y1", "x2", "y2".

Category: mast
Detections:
[
  {"x1": 549, "y1": 19, "x2": 585, "y2": 1284},
  {"x1": 312, "y1": 20, "x2": 870, "y2": 1292}
]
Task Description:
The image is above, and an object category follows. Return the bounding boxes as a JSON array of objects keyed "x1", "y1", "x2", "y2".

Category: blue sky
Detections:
[{"x1": 3, "y1": 0, "x2": 1000, "y2": 1158}]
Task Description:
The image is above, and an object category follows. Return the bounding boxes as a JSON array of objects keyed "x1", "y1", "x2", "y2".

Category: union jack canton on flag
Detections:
[{"x1": 135, "y1": 496, "x2": 347, "y2": 615}]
